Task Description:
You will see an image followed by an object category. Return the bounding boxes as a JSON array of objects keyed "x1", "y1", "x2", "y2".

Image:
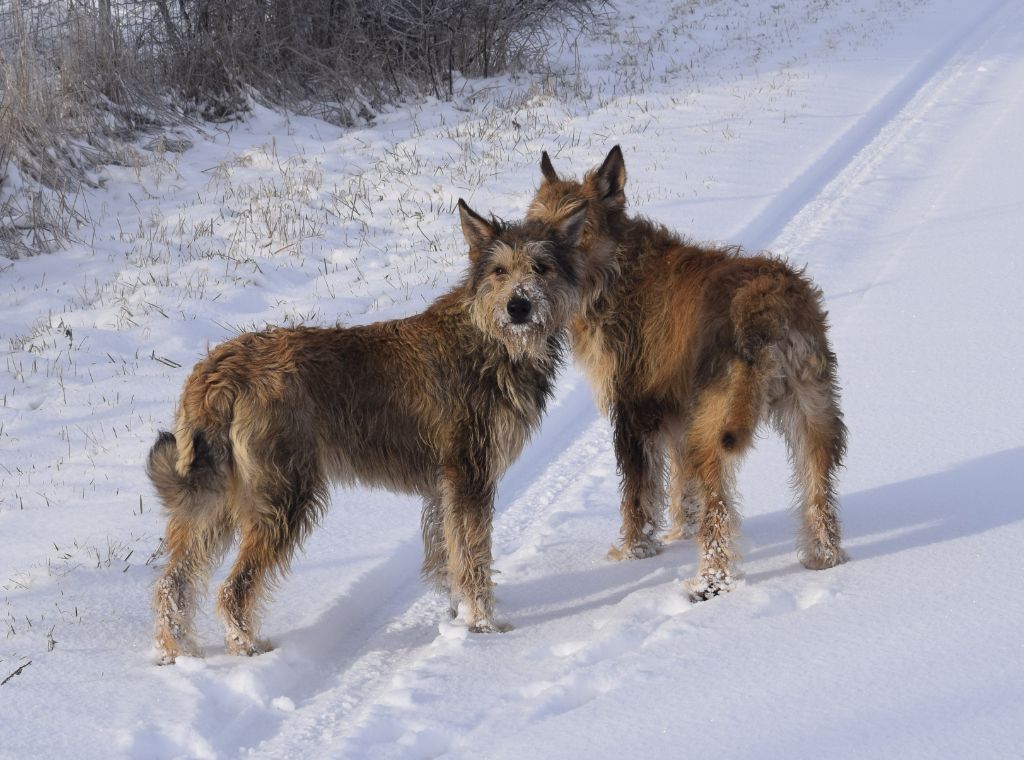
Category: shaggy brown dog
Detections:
[
  {"x1": 147, "y1": 200, "x2": 586, "y2": 663},
  {"x1": 528, "y1": 147, "x2": 848, "y2": 600}
]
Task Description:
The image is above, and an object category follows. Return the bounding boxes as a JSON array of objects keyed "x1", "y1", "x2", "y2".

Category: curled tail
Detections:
[
  {"x1": 147, "y1": 427, "x2": 231, "y2": 521},
  {"x1": 148, "y1": 345, "x2": 242, "y2": 520}
]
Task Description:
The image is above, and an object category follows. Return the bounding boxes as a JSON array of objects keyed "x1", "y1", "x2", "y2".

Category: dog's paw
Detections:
[
  {"x1": 469, "y1": 619, "x2": 514, "y2": 634},
  {"x1": 686, "y1": 571, "x2": 736, "y2": 603},
  {"x1": 155, "y1": 632, "x2": 201, "y2": 665},
  {"x1": 225, "y1": 633, "x2": 272, "y2": 657},
  {"x1": 607, "y1": 536, "x2": 662, "y2": 561},
  {"x1": 663, "y1": 523, "x2": 697, "y2": 543},
  {"x1": 800, "y1": 544, "x2": 850, "y2": 570},
  {"x1": 156, "y1": 649, "x2": 178, "y2": 666}
]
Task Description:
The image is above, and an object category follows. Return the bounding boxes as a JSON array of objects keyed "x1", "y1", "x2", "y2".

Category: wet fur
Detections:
[
  {"x1": 529, "y1": 147, "x2": 849, "y2": 599},
  {"x1": 148, "y1": 202, "x2": 586, "y2": 663}
]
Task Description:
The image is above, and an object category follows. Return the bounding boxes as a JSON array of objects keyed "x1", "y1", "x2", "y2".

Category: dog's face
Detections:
[
  {"x1": 527, "y1": 146, "x2": 627, "y2": 253},
  {"x1": 525, "y1": 147, "x2": 627, "y2": 309},
  {"x1": 458, "y1": 200, "x2": 586, "y2": 360}
]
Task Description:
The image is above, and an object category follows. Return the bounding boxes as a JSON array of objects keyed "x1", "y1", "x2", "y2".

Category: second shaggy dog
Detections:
[{"x1": 528, "y1": 147, "x2": 848, "y2": 600}]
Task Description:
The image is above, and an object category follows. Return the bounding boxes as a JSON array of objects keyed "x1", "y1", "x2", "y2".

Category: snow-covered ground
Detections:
[{"x1": 3, "y1": 0, "x2": 1023, "y2": 757}]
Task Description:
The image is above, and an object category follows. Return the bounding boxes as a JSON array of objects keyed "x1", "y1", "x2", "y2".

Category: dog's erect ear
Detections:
[
  {"x1": 458, "y1": 198, "x2": 496, "y2": 256},
  {"x1": 594, "y1": 145, "x2": 626, "y2": 209},
  {"x1": 555, "y1": 203, "x2": 588, "y2": 248},
  {"x1": 540, "y1": 151, "x2": 560, "y2": 184}
]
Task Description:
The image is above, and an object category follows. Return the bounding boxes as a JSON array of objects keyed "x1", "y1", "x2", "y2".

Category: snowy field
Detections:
[{"x1": 3, "y1": 0, "x2": 1023, "y2": 757}]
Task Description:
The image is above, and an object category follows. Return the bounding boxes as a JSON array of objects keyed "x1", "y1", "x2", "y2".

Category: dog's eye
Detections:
[
  {"x1": 493, "y1": 266, "x2": 507, "y2": 277},
  {"x1": 532, "y1": 261, "x2": 549, "y2": 276}
]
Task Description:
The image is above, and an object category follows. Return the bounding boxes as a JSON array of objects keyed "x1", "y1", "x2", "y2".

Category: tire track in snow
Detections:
[
  {"x1": 761, "y1": 0, "x2": 1019, "y2": 330},
  {"x1": 159, "y1": 529, "x2": 435, "y2": 758},
  {"x1": 315, "y1": 412, "x2": 626, "y2": 758},
  {"x1": 735, "y1": 0, "x2": 1012, "y2": 254}
]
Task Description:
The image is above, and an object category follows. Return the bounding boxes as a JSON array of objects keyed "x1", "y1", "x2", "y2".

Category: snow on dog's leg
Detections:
[
  {"x1": 665, "y1": 439, "x2": 700, "y2": 542},
  {"x1": 773, "y1": 336, "x2": 849, "y2": 570}
]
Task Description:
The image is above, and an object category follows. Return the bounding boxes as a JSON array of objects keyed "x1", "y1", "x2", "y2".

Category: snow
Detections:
[{"x1": 3, "y1": 0, "x2": 1023, "y2": 757}]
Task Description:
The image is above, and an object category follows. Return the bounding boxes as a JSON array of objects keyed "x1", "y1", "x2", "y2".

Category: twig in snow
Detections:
[{"x1": 1, "y1": 660, "x2": 32, "y2": 686}]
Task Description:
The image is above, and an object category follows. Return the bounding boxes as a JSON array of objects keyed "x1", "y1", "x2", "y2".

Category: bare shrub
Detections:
[
  {"x1": 0, "y1": 0, "x2": 604, "y2": 257},
  {"x1": 0, "y1": 0, "x2": 177, "y2": 256},
  {"x1": 149, "y1": 0, "x2": 604, "y2": 120}
]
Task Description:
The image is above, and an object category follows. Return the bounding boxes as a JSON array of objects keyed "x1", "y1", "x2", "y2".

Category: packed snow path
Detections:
[{"x1": 2, "y1": 0, "x2": 1022, "y2": 758}]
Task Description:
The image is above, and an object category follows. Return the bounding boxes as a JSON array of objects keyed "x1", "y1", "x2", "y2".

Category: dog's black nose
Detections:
[{"x1": 507, "y1": 297, "x2": 532, "y2": 324}]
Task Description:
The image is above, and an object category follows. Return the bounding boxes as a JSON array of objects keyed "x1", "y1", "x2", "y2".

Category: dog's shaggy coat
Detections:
[
  {"x1": 148, "y1": 200, "x2": 586, "y2": 663},
  {"x1": 528, "y1": 147, "x2": 848, "y2": 599}
]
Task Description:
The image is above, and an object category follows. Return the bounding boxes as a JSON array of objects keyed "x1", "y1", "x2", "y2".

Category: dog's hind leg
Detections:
[
  {"x1": 665, "y1": 438, "x2": 700, "y2": 543},
  {"x1": 684, "y1": 356, "x2": 774, "y2": 600},
  {"x1": 217, "y1": 521, "x2": 280, "y2": 656},
  {"x1": 608, "y1": 399, "x2": 665, "y2": 560},
  {"x1": 149, "y1": 429, "x2": 234, "y2": 663},
  {"x1": 685, "y1": 440, "x2": 742, "y2": 602},
  {"x1": 217, "y1": 464, "x2": 326, "y2": 656},
  {"x1": 154, "y1": 510, "x2": 233, "y2": 664},
  {"x1": 773, "y1": 341, "x2": 849, "y2": 570}
]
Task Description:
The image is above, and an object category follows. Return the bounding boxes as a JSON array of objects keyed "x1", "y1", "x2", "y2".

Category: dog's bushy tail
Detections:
[
  {"x1": 147, "y1": 426, "x2": 231, "y2": 522},
  {"x1": 148, "y1": 355, "x2": 241, "y2": 522}
]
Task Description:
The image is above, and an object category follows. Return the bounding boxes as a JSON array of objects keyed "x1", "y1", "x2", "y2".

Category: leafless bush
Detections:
[
  {"x1": 0, "y1": 0, "x2": 603, "y2": 257},
  {"x1": 0, "y1": 0, "x2": 178, "y2": 256},
  {"x1": 151, "y1": 0, "x2": 603, "y2": 121}
]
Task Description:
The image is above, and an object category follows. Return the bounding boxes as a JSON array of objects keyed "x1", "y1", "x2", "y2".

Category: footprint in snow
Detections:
[
  {"x1": 522, "y1": 675, "x2": 603, "y2": 719},
  {"x1": 749, "y1": 583, "x2": 835, "y2": 617}
]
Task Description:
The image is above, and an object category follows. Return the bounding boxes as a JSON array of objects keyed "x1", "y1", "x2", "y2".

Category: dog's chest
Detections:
[
  {"x1": 572, "y1": 321, "x2": 615, "y2": 415},
  {"x1": 485, "y1": 367, "x2": 547, "y2": 478},
  {"x1": 487, "y1": 405, "x2": 532, "y2": 479}
]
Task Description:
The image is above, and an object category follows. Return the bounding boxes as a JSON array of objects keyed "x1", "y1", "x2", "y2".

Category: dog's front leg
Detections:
[{"x1": 439, "y1": 465, "x2": 508, "y2": 632}]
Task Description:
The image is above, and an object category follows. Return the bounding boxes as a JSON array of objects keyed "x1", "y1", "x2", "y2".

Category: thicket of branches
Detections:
[
  {"x1": 0, "y1": 0, "x2": 603, "y2": 256},
  {"x1": 164, "y1": 0, "x2": 600, "y2": 118}
]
